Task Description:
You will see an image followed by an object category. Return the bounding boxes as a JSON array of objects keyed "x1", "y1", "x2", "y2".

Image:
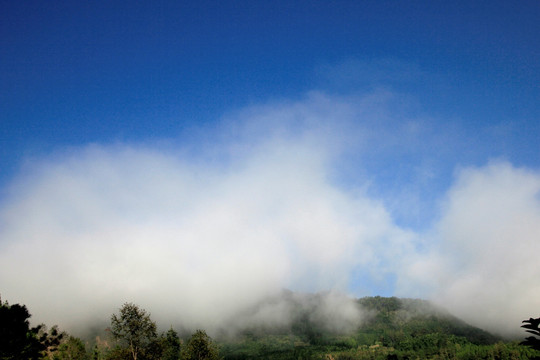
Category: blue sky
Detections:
[
  {"x1": 1, "y1": 1, "x2": 540, "y2": 337},
  {"x1": 2, "y1": 1, "x2": 539, "y2": 174}
]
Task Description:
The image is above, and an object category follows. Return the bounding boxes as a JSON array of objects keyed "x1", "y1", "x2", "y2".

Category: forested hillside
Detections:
[
  {"x1": 2, "y1": 294, "x2": 540, "y2": 359},
  {"x1": 220, "y1": 295, "x2": 538, "y2": 359}
]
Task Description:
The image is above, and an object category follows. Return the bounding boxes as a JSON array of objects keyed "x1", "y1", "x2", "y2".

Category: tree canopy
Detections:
[
  {"x1": 110, "y1": 302, "x2": 158, "y2": 360},
  {"x1": 183, "y1": 329, "x2": 221, "y2": 360},
  {"x1": 0, "y1": 298, "x2": 44, "y2": 360},
  {"x1": 521, "y1": 317, "x2": 540, "y2": 352},
  {"x1": 4, "y1": 296, "x2": 540, "y2": 359}
]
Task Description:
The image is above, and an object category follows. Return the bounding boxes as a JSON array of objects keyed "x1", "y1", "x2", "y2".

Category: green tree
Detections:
[
  {"x1": 161, "y1": 328, "x2": 181, "y2": 360},
  {"x1": 0, "y1": 297, "x2": 44, "y2": 360},
  {"x1": 110, "y1": 303, "x2": 158, "y2": 360},
  {"x1": 521, "y1": 317, "x2": 540, "y2": 351},
  {"x1": 182, "y1": 330, "x2": 220, "y2": 360},
  {"x1": 38, "y1": 325, "x2": 66, "y2": 359},
  {"x1": 54, "y1": 336, "x2": 90, "y2": 360}
]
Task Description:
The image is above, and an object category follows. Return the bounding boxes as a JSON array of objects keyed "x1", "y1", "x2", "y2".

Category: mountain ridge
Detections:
[{"x1": 217, "y1": 293, "x2": 536, "y2": 359}]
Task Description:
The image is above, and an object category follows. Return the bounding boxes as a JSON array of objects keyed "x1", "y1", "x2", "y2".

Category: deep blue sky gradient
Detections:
[{"x1": 2, "y1": 0, "x2": 539, "y2": 189}]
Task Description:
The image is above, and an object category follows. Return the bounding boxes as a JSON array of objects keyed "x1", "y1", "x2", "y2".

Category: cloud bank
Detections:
[
  {"x1": 398, "y1": 162, "x2": 540, "y2": 337},
  {"x1": 0, "y1": 91, "x2": 538, "y2": 338}
]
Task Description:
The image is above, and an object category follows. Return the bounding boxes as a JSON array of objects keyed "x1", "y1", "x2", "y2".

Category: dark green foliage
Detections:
[
  {"x1": 219, "y1": 296, "x2": 540, "y2": 360},
  {"x1": 0, "y1": 298, "x2": 44, "y2": 360},
  {"x1": 0, "y1": 296, "x2": 90, "y2": 359},
  {"x1": 183, "y1": 329, "x2": 221, "y2": 360},
  {"x1": 521, "y1": 317, "x2": 540, "y2": 353},
  {"x1": 38, "y1": 325, "x2": 66, "y2": 358},
  {"x1": 358, "y1": 296, "x2": 499, "y2": 345},
  {"x1": 93, "y1": 345, "x2": 101, "y2": 360},
  {"x1": 109, "y1": 303, "x2": 159, "y2": 360},
  {"x1": 357, "y1": 296, "x2": 401, "y2": 313},
  {"x1": 161, "y1": 328, "x2": 181, "y2": 360},
  {"x1": 54, "y1": 336, "x2": 90, "y2": 360},
  {"x1": 104, "y1": 346, "x2": 132, "y2": 360},
  {"x1": 4, "y1": 296, "x2": 540, "y2": 359}
]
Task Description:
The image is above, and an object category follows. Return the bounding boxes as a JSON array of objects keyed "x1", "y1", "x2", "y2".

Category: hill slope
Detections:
[
  {"x1": 357, "y1": 296, "x2": 499, "y2": 345},
  {"x1": 219, "y1": 294, "x2": 537, "y2": 360}
]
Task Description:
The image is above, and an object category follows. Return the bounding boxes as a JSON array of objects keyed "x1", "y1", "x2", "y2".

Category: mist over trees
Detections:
[
  {"x1": 0, "y1": 297, "x2": 44, "y2": 359},
  {"x1": 109, "y1": 303, "x2": 158, "y2": 360},
  {"x1": 2, "y1": 294, "x2": 540, "y2": 359},
  {"x1": 182, "y1": 330, "x2": 220, "y2": 360},
  {"x1": 0, "y1": 298, "x2": 220, "y2": 360},
  {"x1": 104, "y1": 303, "x2": 220, "y2": 360}
]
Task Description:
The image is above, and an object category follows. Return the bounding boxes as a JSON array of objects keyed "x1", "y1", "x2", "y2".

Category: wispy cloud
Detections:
[
  {"x1": 399, "y1": 161, "x2": 540, "y2": 337},
  {"x1": 0, "y1": 88, "x2": 537, "y2": 338}
]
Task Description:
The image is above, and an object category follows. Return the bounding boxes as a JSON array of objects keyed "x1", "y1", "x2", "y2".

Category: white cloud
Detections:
[
  {"x1": 398, "y1": 161, "x2": 540, "y2": 337},
  {"x1": 0, "y1": 104, "x2": 407, "y2": 334},
  {"x1": 0, "y1": 90, "x2": 538, "y2": 340}
]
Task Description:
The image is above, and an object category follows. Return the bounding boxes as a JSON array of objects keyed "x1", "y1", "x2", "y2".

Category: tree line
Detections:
[
  {"x1": 2, "y1": 295, "x2": 540, "y2": 360},
  {"x1": 0, "y1": 298, "x2": 220, "y2": 360}
]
